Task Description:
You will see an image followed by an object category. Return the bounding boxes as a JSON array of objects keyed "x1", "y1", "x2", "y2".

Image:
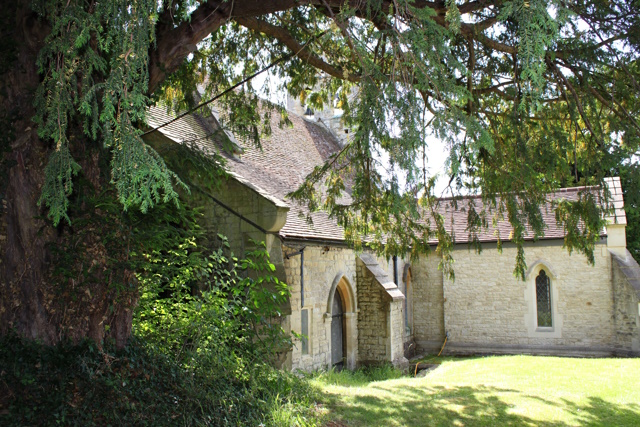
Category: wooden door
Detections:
[{"x1": 331, "y1": 291, "x2": 344, "y2": 367}]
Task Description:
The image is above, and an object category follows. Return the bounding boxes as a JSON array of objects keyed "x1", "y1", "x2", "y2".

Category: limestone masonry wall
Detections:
[
  {"x1": 285, "y1": 244, "x2": 357, "y2": 371},
  {"x1": 412, "y1": 255, "x2": 445, "y2": 353},
  {"x1": 439, "y1": 240, "x2": 616, "y2": 356},
  {"x1": 612, "y1": 255, "x2": 640, "y2": 355},
  {"x1": 375, "y1": 256, "x2": 413, "y2": 350},
  {"x1": 388, "y1": 300, "x2": 405, "y2": 364},
  {"x1": 147, "y1": 132, "x2": 284, "y2": 257},
  {"x1": 192, "y1": 178, "x2": 268, "y2": 255},
  {"x1": 356, "y1": 257, "x2": 390, "y2": 365}
]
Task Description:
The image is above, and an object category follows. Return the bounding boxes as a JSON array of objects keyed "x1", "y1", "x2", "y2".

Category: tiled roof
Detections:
[
  {"x1": 147, "y1": 104, "x2": 347, "y2": 241},
  {"x1": 146, "y1": 105, "x2": 624, "y2": 245},
  {"x1": 427, "y1": 177, "x2": 625, "y2": 244},
  {"x1": 428, "y1": 188, "x2": 588, "y2": 245},
  {"x1": 604, "y1": 176, "x2": 626, "y2": 226}
]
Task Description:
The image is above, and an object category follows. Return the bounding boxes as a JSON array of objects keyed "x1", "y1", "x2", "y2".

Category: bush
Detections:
[
  {"x1": 0, "y1": 334, "x2": 320, "y2": 426},
  {"x1": 134, "y1": 232, "x2": 292, "y2": 370},
  {"x1": 1, "y1": 201, "x2": 322, "y2": 426}
]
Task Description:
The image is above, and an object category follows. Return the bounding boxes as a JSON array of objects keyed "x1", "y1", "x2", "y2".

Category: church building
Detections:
[{"x1": 145, "y1": 99, "x2": 640, "y2": 371}]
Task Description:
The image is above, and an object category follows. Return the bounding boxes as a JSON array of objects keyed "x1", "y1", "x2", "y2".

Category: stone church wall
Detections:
[
  {"x1": 388, "y1": 300, "x2": 405, "y2": 364},
  {"x1": 412, "y1": 255, "x2": 446, "y2": 354},
  {"x1": 191, "y1": 177, "x2": 267, "y2": 254},
  {"x1": 379, "y1": 256, "x2": 414, "y2": 353},
  {"x1": 356, "y1": 257, "x2": 390, "y2": 365},
  {"x1": 284, "y1": 244, "x2": 358, "y2": 371},
  {"x1": 146, "y1": 132, "x2": 287, "y2": 258},
  {"x1": 435, "y1": 240, "x2": 616, "y2": 356},
  {"x1": 355, "y1": 255, "x2": 407, "y2": 367},
  {"x1": 367, "y1": 255, "x2": 414, "y2": 356},
  {"x1": 611, "y1": 252, "x2": 640, "y2": 356}
]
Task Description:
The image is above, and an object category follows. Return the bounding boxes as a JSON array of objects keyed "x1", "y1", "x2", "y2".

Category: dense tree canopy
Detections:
[
  {"x1": 37, "y1": 0, "x2": 640, "y2": 266},
  {"x1": 1, "y1": 0, "x2": 639, "y2": 344}
]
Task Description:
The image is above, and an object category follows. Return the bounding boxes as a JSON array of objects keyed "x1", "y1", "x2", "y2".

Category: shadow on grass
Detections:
[
  {"x1": 562, "y1": 396, "x2": 640, "y2": 427},
  {"x1": 322, "y1": 384, "x2": 640, "y2": 427}
]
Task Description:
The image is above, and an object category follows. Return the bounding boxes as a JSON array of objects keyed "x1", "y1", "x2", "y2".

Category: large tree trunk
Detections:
[
  {"x1": 0, "y1": 0, "x2": 313, "y2": 348},
  {"x1": 0, "y1": 2, "x2": 136, "y2": 348},
  {"x1": 0, "y1": 0, "x2": 237, "y2": 349}
]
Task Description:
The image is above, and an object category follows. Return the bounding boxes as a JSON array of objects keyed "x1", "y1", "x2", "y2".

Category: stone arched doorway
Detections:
[{"x1": 326, "y1": 273, "x2": 357, "y2": 369}]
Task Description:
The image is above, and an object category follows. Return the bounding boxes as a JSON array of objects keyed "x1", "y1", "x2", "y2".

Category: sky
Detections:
[{"x1": 250, "y1": 71, "x2": 454, "y2": 197}]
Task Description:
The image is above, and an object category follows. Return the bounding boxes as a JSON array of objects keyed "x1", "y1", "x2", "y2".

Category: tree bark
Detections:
[
  {"x1": 1, "y1": 2, "x2": 55, "y2": 344},
  {"x1": 0, "y1": 2, "x2": 136, "y2": 349},
  {"x1": 0, "y1": 0, "x2": 309, "y2": 349}
]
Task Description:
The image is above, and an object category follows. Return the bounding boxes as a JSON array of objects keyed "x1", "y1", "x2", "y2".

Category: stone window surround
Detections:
[{"x1": 524, "y1": 260, "x2": 564, "y2": 338}]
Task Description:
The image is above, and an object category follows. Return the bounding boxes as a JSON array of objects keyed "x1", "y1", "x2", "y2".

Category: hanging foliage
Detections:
[{"x1": 31, "y1": 0, "x2": 640, "y2": 279}]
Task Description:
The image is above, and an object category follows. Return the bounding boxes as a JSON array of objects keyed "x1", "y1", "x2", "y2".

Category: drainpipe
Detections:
[
  {"x1": 393, "y1": 255, "x2": 398, "y2": 286},
  {"x1": 300, "y1": 249, "x2": 305, "y2": 307},
  {"x1": 442, "y1": 268, "x2": 448, "y2": 348}
]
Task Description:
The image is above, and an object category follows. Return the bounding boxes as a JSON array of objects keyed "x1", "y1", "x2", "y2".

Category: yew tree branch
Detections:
[
  {"x1": 149, "y1": 0, "x2": 320, "y2": 93},
  {"x1": 146, "y1": 0, "x2": 521, "y2": 96},
  {"x1": 234, "y1": 16, "x2": 361, "y2": 82},
  {"x1": 549, "y1": 60, "x2": 601, "y2": 147},
  {"x1": 149, "y1": 0, "x2": 231, "y2": 94}
]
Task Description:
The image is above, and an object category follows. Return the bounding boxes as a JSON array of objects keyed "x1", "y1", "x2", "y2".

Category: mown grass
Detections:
[{"x1": 312, "y1": 355, "x2": 640, "y2": 427}]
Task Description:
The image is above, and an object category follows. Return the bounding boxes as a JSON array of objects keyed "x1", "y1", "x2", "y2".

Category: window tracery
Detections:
[{"x1": 536, "y1": 270, "x2": 552, "y2": 327}]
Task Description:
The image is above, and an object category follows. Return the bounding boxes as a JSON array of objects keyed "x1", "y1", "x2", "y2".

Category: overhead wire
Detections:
[{"x1": 142, "y1": 30, "x2": 326, "y2": 137}]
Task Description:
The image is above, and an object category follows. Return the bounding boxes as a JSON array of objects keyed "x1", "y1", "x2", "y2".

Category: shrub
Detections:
[
  {"x1": 0, "y1": 334, "x2": 320, "y2": 426},
  {"x1": 1, "y1": 201, "x2": 321, "y2": 426}
]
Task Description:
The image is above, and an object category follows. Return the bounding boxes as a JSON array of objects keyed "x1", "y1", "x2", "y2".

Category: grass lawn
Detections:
[{"x1": 311, "y1": 355, "x2": 640, "y2": 426}]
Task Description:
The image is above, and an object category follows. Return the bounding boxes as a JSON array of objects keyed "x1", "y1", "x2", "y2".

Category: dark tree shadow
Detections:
[
  {"x1": 561, "y1": 396, "x2": 640, "y2": 427},
  {"x1": 321, "y1": 384, "x2": 640, "y2": 427}
]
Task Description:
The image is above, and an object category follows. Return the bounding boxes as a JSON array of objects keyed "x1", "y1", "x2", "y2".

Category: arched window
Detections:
[{"x1": 536, "y1": 270, "x2": 552, "y2": 327}]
